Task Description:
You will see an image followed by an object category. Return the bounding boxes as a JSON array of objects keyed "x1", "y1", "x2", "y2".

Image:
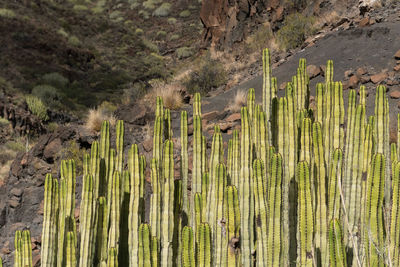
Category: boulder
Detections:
[
  {"x1": 395, "y1": 49, "x2": 400, "y2": 59},
  {"x1": 306, "y1": 65, "x2": 320, "y2": 79},
  {"x1": 370, "y1": 72, "x2": 388, "y2": 84},
  {"x1": 390, "y1": 90, "x2": 400, "y2": 99}
]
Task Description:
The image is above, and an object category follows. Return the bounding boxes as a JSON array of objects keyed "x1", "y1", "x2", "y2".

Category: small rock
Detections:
[
  {"x1": 356, "y1": 67, "x2": 367, "y2": 77},
  {"x1": 306, "y1": 65, "x2": 320, "y2": 78},
  {"x1": 370, "y1": 72, "x2": 388, "y2": 84},
  {"x1": 360, "y1": 75, "x2": 371, "y2": 84},
  {"x1": 344, "y1": 70, "x2": 353, "y2": 78},
  {"x1": 390, "y1": 90, "x2": 400, "y2": 99},
  {"x1": 225, "y1": 113, "x2": 241, "y2": 122},
  {"x1": 10, "y1": 188, "x2": 23, "y2": 197},
  {"x1": 202, "y1": 111, "x2": 219, "y2": 122},
  {"x1": 395, "y1": 49, "x2": 400, "y2": 59},
  {"x1": 8, "y1": 198, "x2": 20, "y2": 208},
  {"x1": 142, "y1": 138, "x2": 153, "y2": 152},
  {"x1": 348, "y1": 75, "x2": 359, "y2": 88},
  {"x1": 43, "y1": 138, "x2": 62, "y2": 161},
  {"x1": 320, "y1": 65, "x2": 327, "y2": 76},
  {"x1": 359, "y1": 17, "x2": 370, "y2": 27},
  {"x1": 220, "y1": 122, "x2": 235, "y2": 132},
  {"x1": 394, "y1": 65, "x2": 400, "y2": 72},
  {"x1": 279, "y1": 82, "x2": 287, "y2": 90},
  {"x1": 1, "y1": 241, "x2": 10, "y2": 254}
]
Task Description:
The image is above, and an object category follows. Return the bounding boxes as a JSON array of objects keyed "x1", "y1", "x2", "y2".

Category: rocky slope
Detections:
[{"x1": 1, "y1": 0, "x2": 400, "y2": 265}]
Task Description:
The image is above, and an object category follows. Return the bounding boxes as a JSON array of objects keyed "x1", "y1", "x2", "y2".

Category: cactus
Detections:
[
  {"x1": 390, "y1": 161, "x2": 400, "y2": 266},
  {"x1": 152, "y1": 236, "x2": 160, "y2": 267},
  {"x1": 161, "y1": 140, "x2": 175, "y2": 267},
  {"x1": 201, "y1": 172, "x2": 209, "y2": 221},
  {"x1": 192, "y1": 115, "x2": 203, "y2": 222},
  {"x1": 173, "y1": 179, "x2": 183, "y2": 266},
  {"x1": 253, "y1": 159, "x2": 268, "y2": 267},
  {"x1": 115, "y1": 120, "x2": 124, "y2": 175},
  {"x1": 262, "y1": 48, "x2": 273, "y2": 138},
  {"x1": 164, "y1": 108, "x2": 173, "y2": 140},
  {"x1": 108, "y1": 171, "x2": 121, "y2": 255},
  {"x1": 295, "y1": 59, "x2": 309, "y2": 111},
  {"x1": 297, "y1": 161, "x2": 314, "y2": 267},
  {"x1": 107, "y1": 248, "x2": 118, "y2": 267},
  {"x1": 206, "y1": 163, "x2": 227, "y2": 267},
  {"x1": 95, "y1": 196, "x2": 108, "y2": 265},
  {"x1": 315, "y1": 83, "x2": 324, "y2": 124},
  {"x1": 194, "y1": 192, "x2": 203, "y2": 242},
  {"x1": 128, "y1": 144, "x2": 142, "y2": 266},
  {"x1": 240, "y1": 106, "x2": 254, "y2": 266},
  {"x1": 153, "y1": 115, "x2": 164, "y2": 174},
  {"x1": 230, "y1": 130, "x2": 240, "y2": 188},
  {"x1": 41, "y1": 174, "x2": 59, "y2": 267},
  {"x1": 224, "y1": 185, "x2": 241, "y2": 267},
  {"x1": 266, "y1": 153, "x2": 283, "y2": 266},
  {"x1": 14, "y1": 230, "x2": 22, "y2": 267},
  {"x1": 79, "y1": 174, "x2": 96, "y2": 266},
  {"x1": 364, "y1": 153, "x2": 386, "y2": 266},
  {"x1": 182, "y1": 226, "x2": 195, "y2": 267},
  {"x1": 181, "y1": 110, "x2": 190, "y2": 226},
  {"x1": 120, "y1": 170, "x2": 131, "y2": 265},
  {"x1": 139, "y1": 223, "x2": 152, "y2": 267},
  {"x1": 0, "y1": 256, "x2": 2, "y2": 267},
  {"x1": 328, "y1": 148, "x2": 343, "y2": 223},
  {"x1": 150, "y1": 158, "x2": 161, "y2": 238},
  {"x1": 326, "y1": 60, "x2": 334, "y2": 83},
  {"x1": 329, "y1": 219, "x2": 347, "y2": 267},
  {"x1": 197, "y1": 222, "x2": 212, "y2": 267},
  {"x1": 312, "y1": 121, "x2": 329, "y2": 266},
  {"x1": 65, "y1": 232, "x2": 76, "y2": 267}
]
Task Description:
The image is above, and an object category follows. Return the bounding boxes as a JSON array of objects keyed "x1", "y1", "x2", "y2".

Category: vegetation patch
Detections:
[
  {"x1": 0, "y1": 8, "x2": 16, "y2": 19},
  {"x1": 25, "y1": 95, "x2": 49, "y2": 121},
  {"x1": 176, "y1": 47, "x2": 194, "y2": 59},
  {"x1": 153, "y1": 3, "x2": 172, "y2": 17},
  {"x1": 179, "y1": 10, "x2": 191, "y2": 18}
]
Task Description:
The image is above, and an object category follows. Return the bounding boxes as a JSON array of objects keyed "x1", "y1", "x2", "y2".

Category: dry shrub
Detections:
[
  {"x1": 145, "y1": 81, "x2": 184, "y2": 110},
  {"x1": 228, "y1": 90, "x2": 247, "y2": 112},
  {"x1": 85, "y1": 107, "x2": 116, "y2": 132}
]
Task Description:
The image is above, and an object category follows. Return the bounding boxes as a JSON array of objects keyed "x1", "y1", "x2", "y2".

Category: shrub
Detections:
[
  {"x1": 109, "y1": 11, "x2": 123, "y2": 22},
  {"x1": 176, "y1": 47, "x2": 194, "y2": 59},
  {"x1": 85, "y1": 107, "x2": 116, "y2": 133},
  {"x1": 59, "y1": 140, "x2": 86, "y2": 176},
  {"x1": 32, "y1": 84, "x2": 62, "y2": 109},
  {"x1": 139, "y1": 10, "x2": 150, "y2": 19},
  {"x1": 135, "y1": 28, "x2": 144, "y2": 36},
  {"x1": 0, "y1": 117, "x2": 10, "y2": 127},
  {"x1": 26, "y1": 95, "x2": 49, "y2": 121},
  {"x1": 185, "y1": 56, "x2": 227, "y2": 95},
  {"x1": 153, "y1": 3, "x2": 172, "y2": 17},
  {"x1": 5, "y1": 141, "x2": 25, "y2": 153},
  {"x1": 169, "y1": 34, "x2": 180, "y2": 41},
  {"x1": 228, "y1": 90, "x2": 247, "y2": 112},
  {"x1": 57, "y1": 28, "x2": 69, "y2": 39},
  {"x1": 143, "y1": 0, "x2": 156, "y2": 10},
  {"x1": 179, "y1": 10, "x2": 191, "y2": 18},
  {"x1": 0, "y1": 8, "x2": 16, "y2": 18},
  {"x1": 156, "y1": 30, "x2": 167, "y2": 40},
  {"x1": 73, "y1": 5, "x2": 89, "y2": 11},
  {"x1": 68, "y1": 35, "x2": 81, "y2": 46},
  {"x1": 141, "y1": 38, "x2": 159, "y2": 53},
  {"x1": 42, "y1": 73, "x2": 69, "y2": 89},
  {"x1": 276, "y1": 13, "x2": 317, "y2": 51},
  {"x1": 146, "y1": 81, "x2": 183, "y2": 110},
  {"x1": 167, "y1": 17, "x2": 177, "y2": 24},
  {"x1": 245, "y1": 23, "x2": 274, "y2": 53}
]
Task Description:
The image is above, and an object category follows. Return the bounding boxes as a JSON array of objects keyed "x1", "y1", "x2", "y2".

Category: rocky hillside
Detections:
[{"x1": 1, "y1": 0, "x2": 400, "y2": 265}]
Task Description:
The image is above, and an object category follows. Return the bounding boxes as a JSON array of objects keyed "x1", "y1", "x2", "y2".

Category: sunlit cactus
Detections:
[{"x1": 329, "y1": 219, "x2": 347, "y2": 267}]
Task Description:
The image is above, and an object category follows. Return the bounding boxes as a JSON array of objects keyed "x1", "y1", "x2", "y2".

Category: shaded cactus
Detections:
[
  {"x1": 150, "y1": 158, "x2": 161, "y2": 238},
  {"x1": 152, "y1": 236, "x2": 160, "y2": 267},
  {"x1": 108, "y1": 171, "x2": 121, "y2": 255},
  {"x1": 329, "y1": 219, "x2": 347, "y2": 267},
  {"x1": 181, "y1": 226, "x2": 195, "y2": 267},
  {"x1": 181, "y1": 110, "x2": 190, "y2": 226},
  {"x1": 65, "y1": 231, "x2": 76, "y2": 267},
  {"x1": 95, "y1": 196, "x2": 108, "y2": 265},
  {"x1": 139, "y1": 223, "x2": 152, "y2": 267},
  {"x1": 197, "y1": 222, "x2": 212, "y2": 267},
  {"x1": 328, "y1": 148, "x2": 343, "y2": 222},
  {"x1": 107, "y1": 248, "x2": 118, "y2": 267},
  {"x1": 390, "y1": 161, "x2": 400, "y2": 266}
]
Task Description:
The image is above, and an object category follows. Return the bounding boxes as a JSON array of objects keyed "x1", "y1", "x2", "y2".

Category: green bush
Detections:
[
  {"x1": 0, "y1": 117, "x2": 10, "y2": 127},
  {"x1": 141, "y1": 38, "x2": 159, "y2": 53},
  {"x1": 42, "y1": 73, "x2": 69, "y2": 89},
  {"x1": 156, "y1": 30, "x2": 167, "y2": 40},
  {"x1": 26, "y1": 95, "x2": 49, "y2": 121},
  {"x1": 245, "y1": 24, "x2": 274, "y2": 53},
  {"x1": 5, "y1": 141, "x2": 25, "y2": 153},
  {"x1": 143, "y1": 0, "x2": 156, "y2": 10},
  {"x1": 57, "y1": 28, "x2": 69, "y2": 38},
  {"x1": 167, "y1": 17, "x2": 177, "y2": 24},
  {"x1": 60, "y1": 140, "x2": 86, "y2": 176},
  {"x1": 73, "y1": 5, "x2": 89, "y2": 12},
  {"x1": 179, "y1": 10, "x2": 191, "y2": 18},
  {"x1": 0, "y1": 8, "x2": 16, "y2": 18},
  {"x1": 68, "y1": 35, "x2": 81, "y2": 46},
  {"x1": 169, "y1": 34, "x2": 180, "y2": 41},
  {"x1": 185, "y1": 56, "x2": 227, "y2": 95},
  {"x1": 153, "y1": 3, "x2": 172, "y2": 17},
  {"x1": 109, "y1": 11, "x2": 124, "y2": 22},
  {"x1": 176, "y1": 47, "x2": 194, "y2": 59},
  {"x1": 276, "y1": 13, "x2": 317, "y2": 51},
  {"x1": 32, "y1": 84, "x2": 62, "y2": 110}
]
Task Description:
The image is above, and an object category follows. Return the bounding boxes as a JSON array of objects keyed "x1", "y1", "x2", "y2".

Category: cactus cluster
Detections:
[{"x1": 9, "y1": 48, "x2": 400, "y2": 267}]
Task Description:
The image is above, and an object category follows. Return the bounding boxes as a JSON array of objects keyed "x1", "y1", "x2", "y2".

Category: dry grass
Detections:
[
  {"x1": 227, "y1": 90, "x2": 247, "y2": 112},
  {"x1": 144, "y1": 81, "x2": 184, "y2": 110},
  {"x1": 85, "y1": 107, "x2": 116, "y2": 132}
]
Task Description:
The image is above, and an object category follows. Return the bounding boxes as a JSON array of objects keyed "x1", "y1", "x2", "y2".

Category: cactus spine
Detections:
[{"x1": 329, "y1": 219, "x2": 347, "y2": 267}]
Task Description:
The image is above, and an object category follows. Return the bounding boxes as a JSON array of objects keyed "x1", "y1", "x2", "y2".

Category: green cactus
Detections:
[
  {"x1": 173, "y1": 179, "x2": 183, "y2": 266},
  {"x1": 65, "y1": 231, "x2": 76, "y2": 267},
  {"x1": 193, "y1": 92, "x2": 201, "y2": 116},
  {"x1": 150, "y1": 158, "x2": 161, "y2": 238},
  {"x1": 390, "y1": 161, "x2": 400, "y2": 266},
  {"x1": 41, "y1": 174, "x2": 59, "y2": 267},
  {"x1": 108, "y1": 171, "x2": 121, "y2": 255},
  {"x1": 240, "y1": 106, "x2": 254, "y2": 266},
  {"x1": 230, "y1": 130, "x2": 240, "y2": 188},
  {"x1": 182, "y1": 226, "x2": 195, "y2": 267},
  {"x1": 194, "y1": 193, "x2": 203, "y2": 242},
  {"x1": 22, "y1": 230, "x2": 32, "y2": 267},
  {"x1": 197, "y1": 222, "x2": 212, "y2": 267},
  {"x1": 152, "y1": 236, "x2": 160, "y2": 267},
  {"x1": 325, "y1": 60, "x2": 334, "y2": 83},
  {"x1": 120, "y1": 170, "x2": 131, "y2": 265},
  {"x1": 107, "y1": 248, "x2": 118, "y2": 267},
  {"x1": 297, "y1": 161, "x2": 314, "y2": 267},
  {"x1": 201, "y1": 172, "x2": 209, "y2": 221},
  {"x1": 14, "y1": 230, "x2": 22, "y2": 267},
  {"x1": 139, "y1": 223, "x2": 152, "y2": 267},
  {"x1": 192, "y1": 115, "x2": 203, "y2": 216},
  {"x1": 315, "y1": 83, "x2": 324, "y2": 124},
  {"x1": 164, "y1": 108, "x2": 173, "y2": 140},
  {"x1": 253, "y1": 159, "x2": 268, "y2": 267},
  {"x1": 266, "y1": 153, "x2": 283, "y2": 266},
  {"x1": 115, "y1": 120, "x2": 124, "y2": 175},
  {"x1": 79, "y1": 174, "x2": 96, "y2": 266},
  {"x1": 153, "y1": 115, "x2": 164, "y2": 174},
  {"x1": 224, "y1": 185, "x2": 241, "y2": 267},
  {"x1": 364, "y1": 153, "x2": 386, "y2": 266},
  {"x1": 328, "y1": 148, "x2": 343, "y2": 223},
  {"x1": 262, "y1": 48, "x2": 273, "y2": 137},
  {"x1": 295, "y1": 59, "x2": 309, "y2": 111},
  {"x1": 161, "y1": 140, "x2": 175, "y2": 267},
  {"x1": 181, "y1": 110, "x2": 190, "y2": 226},
  {"x1": 0, "y1": 256, "x2": 2, "y2": 267},
  {"x1": 95, "y1": 196, "x2": 108, "y2": 265},
  {"x1": 329, "y1": 219, "x2": 347, "y2": 267},
  {"x1": 312, "y1": 121, "x2": 329, "y2": 266},
  {"x1": 398, "y1": 114, "x2": 400, "y2": 159}
]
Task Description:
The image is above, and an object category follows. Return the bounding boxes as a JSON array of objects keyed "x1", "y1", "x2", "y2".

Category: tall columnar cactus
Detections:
[
  {"x1": 192, "y1": 115, "x2": 203, "y2": 210},
  {"x1": 181, "y1": 110, "x2": 190, "y2": 226},
  {"x1": 120, "y1": 170, "x2": 131, "y2": 266},
  {"x1": 173, "y1": 179, "x2": 183, "y2": 266},
  {"x1": 253, "y1": 159, "x2": 268, "y2": 267},
  {"x1": 58, "y1": 159, "x2": 76, "y2": 267},
  {"x1": 328, "y1": 148, "x2": 343, "y2": 222},
  {"x1": 41, "y1": 174, "x2": 59, "y2": 267},
  {"x1": 201, "y1": 172, "x2": 209, "y2": 221},
  {"x1": 0, "y1": 256, "x2": 2, "y2": 267},
  {"x1": 153, "y1": 116, "x2": 164, "y2": 174},
  {"x1": 107, "y1": 248, "x2": 118, "y2": 267},
  {"x1": 193, "y1": 92, "x2": 201, "y2": 116},
  {"x1": 297, "y1": 161, "x2": 314, "y2": 267},
  {"x1": 128, "y1": 144, "x2": 142, "y2": 266},
  {"x1": 326, "y1": 60, "x2": 334, "y2": 83},
  {"x1": 390, "y1": 161, "x2": 400, "y2": 266},
  {"x1": 343, "y1": 102, "x2": 365, "y2": 250},
  {"x1": 398, "y1": 114, "x2": 400, "y2": 159},
  {"x1": 15, "y1": 230, "x2": 32, "y2": 267},
  {"x1": 95, "y1": 196, "x2": 108, "y2": 265},
  {"x1": 152, "y1": 236, "x2": 160, "y2": 267},
  {"x1": 206, "y1": 163, "x2": 227, "y2": 267},
  {"x1": 100, "y1": 120, "x2": 110, "y2": 183},
  {"x1": 224, "y1": 185, "x2": 241, "y2": 267},
  {"x1": 150, "y1": 158, "x2": 161, "y2": 238},
  {"x1": 329, "y1": 219, "x2": 347, "y2": 267},
  {"x1": 194, "y1": 192, "x2": 203, "y2": 242},
  {"x1": 258, "y1": 109, "x2": 270, "y2": 178},
  {"x1": 262, "y1": 48, "x2": 273, "y2": 134},
  {"x1": 139, "y1": 223, "x2": 152, "y2": 267},
  {"x1": 374, "y1": 85, "x2": 390, "y2": 209},
  {"x1": 230, "y1": 130, "x2": 240, "y2": 188},
  {"x1": 108, "y1": 171, "x2": 121, "y2": 255},
  {"x1": 240, "y1": 106, "x2": 254, "y2": 266},
  {"x1": 89, "y1": 141, "x2": 101, "y2": 199},
  {"x1": 315, "y1": 83, "x2": 324, "y2": 124},
  {"x1": 164, "y1": 108, "x2": 173, "y2": 140},
  {"x1": 295, "y1": 59, "x2": 309, "y2": 111},
  {"x1": 266, "y1": 153, "x2": 283, "y2": 267},
  {"x1": 14, "y1": 230, "x2": 22, "y2": 267},
  {"x1": 79, "y1": 174, "x2": 96, "y2": 266},
  {"x1": 115, "y1": 120, "x2": 124, "y2": 175},
  {"x1": 197, "y1": 222, "x2": 212, "y2": 267},
  {"x1": 363, "y1": 120, "x2": 375, "y2": 174},
  {"x1": 364, "y1": 153, "x2": 386, "y2": 267},
  {"x1": 312, "y1": 122, "x2": 328, "y2": 267},
  {"x1": 65, "y1": 231, "x2": 76, "y2": 267},
  {"x1": 181, "y1": 226, "x2": 195, "y2": 267},
  {"x1": 161, "y1": 140, "x2": 175, "y2": 267}
]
